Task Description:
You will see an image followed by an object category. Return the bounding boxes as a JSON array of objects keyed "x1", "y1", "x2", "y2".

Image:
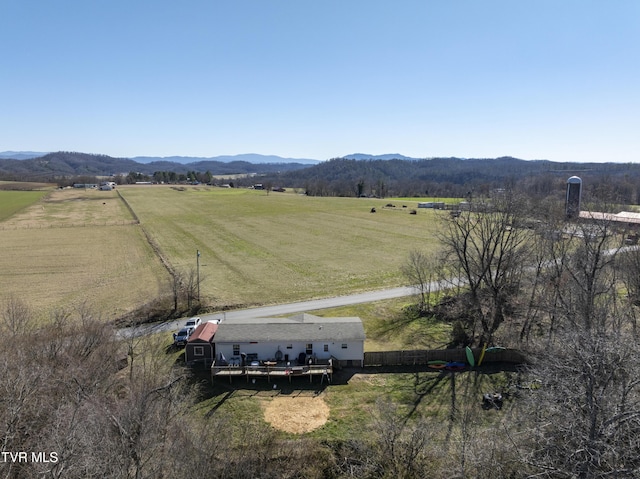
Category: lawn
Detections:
[
  {"x1": 193, "y1": 361, "x2": 517, "y2": 444},
  {"x1": 0, "y1": 184, "x2": 448, "y2": 319},
  {"x1": 306, "y1": 299, "x2": 453, "y2": 352},
  {"x1": 119, "y1": 186, "x2": 445, "y2": 310}
]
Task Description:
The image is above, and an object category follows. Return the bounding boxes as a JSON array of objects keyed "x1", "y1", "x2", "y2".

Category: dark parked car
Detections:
[{"x1": 173, "y1": 327, "x2": 194, "y2": 347}]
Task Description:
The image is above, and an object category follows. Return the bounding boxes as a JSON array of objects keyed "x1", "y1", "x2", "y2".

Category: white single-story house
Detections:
[{"x1": 213, "y1": 313, "x2": 365, "y2": 367}]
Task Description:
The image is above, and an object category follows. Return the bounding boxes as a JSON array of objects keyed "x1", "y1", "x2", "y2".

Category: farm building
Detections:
[
  {"x1": 417, "y1": 201, "x2": 445, "y2": 209},
  {"x1": 213, "y1": 313, "x2": 365, "y2": 368},
  {"x1": 185, "y1": 321, "x2": 219, "y2": 368}
]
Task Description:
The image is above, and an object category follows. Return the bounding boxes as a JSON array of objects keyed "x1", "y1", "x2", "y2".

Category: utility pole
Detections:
[{"x1": 197, "y1": 250, "x2": 200, "y2": 301}]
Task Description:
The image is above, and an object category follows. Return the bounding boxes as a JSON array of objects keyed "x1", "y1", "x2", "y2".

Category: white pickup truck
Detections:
[{"x1": 185, "y1": 316, "x2": 202, "y2": 329}]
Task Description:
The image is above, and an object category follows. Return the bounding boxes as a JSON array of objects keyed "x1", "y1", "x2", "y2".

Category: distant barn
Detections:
[{"x1": 417, "y1": 202, "x2": 445, "y2": 209}]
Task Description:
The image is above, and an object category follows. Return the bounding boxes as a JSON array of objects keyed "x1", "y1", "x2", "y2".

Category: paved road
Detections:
[
  {"x1": 118, "y1": 284, "x2": 423, "y2": 339},
  {"x1": 119, "y1": 244, "x2": 635, "y2": 340}
]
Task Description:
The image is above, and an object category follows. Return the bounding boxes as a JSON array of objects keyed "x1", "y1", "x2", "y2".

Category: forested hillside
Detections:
[
  {"x1": 247, "y1": 157, "x2": 640, "y2": 201},
  {"x1": 3, "y1": 151, "x2": 640, "y2": 205}
]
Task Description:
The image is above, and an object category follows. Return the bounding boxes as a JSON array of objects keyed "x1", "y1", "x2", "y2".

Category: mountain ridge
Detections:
[
  {"x1": 0, "y1": 151, "x2": 322, "y2": 165},
  {"x1": 0, "y1": 151, "x2": 312, "y2": 178},
  {"x1": 342, "y1": 153, "x2": 421, "y2": 161},
  {"x1": 131, "y1": 153, "x2": 321, "y2": 165},
  {"x1": 2, "y1": 151, "x2": 638, "y2": 202},
  {"x1": 0, "y1": 151, "x2": 432, "y2": 164}
]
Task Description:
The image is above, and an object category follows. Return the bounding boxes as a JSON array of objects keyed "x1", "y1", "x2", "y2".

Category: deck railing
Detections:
[{"x1": 211, "y1": 360, "x2": 333, "y2": 383}]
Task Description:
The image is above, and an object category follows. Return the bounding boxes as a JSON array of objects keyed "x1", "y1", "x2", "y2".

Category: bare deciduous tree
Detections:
[
  {"x1": 1, "y1": 295, "x2": 33, "y2": 337},
  {"x1": 439, "y1": 193, "x2": 532, "y2": 345},
  {"x1": 517, "y1": 214, "x2": 640, "y2": 478},
  {"x1": 522, "y1": 329, "x2": 640, "y2": 478},
  {"x1": 401, "y1": 250, "x2": 442, "y2": 313},
  {"x1": 368, "y1": 399, "x2": 437, "y2": 478},
  {"x1": 170, "y1": 269, "x2": 184, "y2": 312}
]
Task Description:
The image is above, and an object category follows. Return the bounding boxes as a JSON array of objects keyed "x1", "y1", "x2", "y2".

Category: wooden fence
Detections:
[{"x1": 363, "y1": 348, "x2": 526, "y2": 367}]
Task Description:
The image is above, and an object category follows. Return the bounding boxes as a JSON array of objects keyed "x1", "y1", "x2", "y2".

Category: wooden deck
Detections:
[{"x1": 211, "y1": 361, "x2": 333, "y2": 384}]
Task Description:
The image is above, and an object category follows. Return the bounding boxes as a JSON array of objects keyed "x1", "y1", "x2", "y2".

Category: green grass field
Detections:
[
  {"x1": 0, "y1": 184, "x2": 450, "y2": 319},
  {"x1": 119, "y1": 186, "x2": 445, "y2": 309},
  {"x1": 0, "y1": 190, "x2": 50, "y2": 221}
]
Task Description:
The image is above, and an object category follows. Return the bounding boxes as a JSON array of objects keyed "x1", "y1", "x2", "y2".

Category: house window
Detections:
[
  {"x1": 194, "y1": 346, "x2": 204, "y2": 356},
  {"x1": 233, "y1": 344, "x2": 240, "y2": 355},
  {"x1": 323, "y1": 344, "x2": 329, "y2": 352},
  {"x1": 305, "y1": 343, "x2": 313, "y2": 354},
  {"x1": 341, "y1": 344, "x2": 348, "y2": 349}
]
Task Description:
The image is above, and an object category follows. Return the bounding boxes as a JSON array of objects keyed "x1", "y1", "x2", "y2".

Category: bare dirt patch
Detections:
[
  {"x1": 263, "y1": 395, "x2": 330, "y2": 433},
  {"x1": 2, "y1": 188, "x2": 134, "y2": 229},
  {"x1": 348, "y1": 373, "x2": 387, "y2": 386}
]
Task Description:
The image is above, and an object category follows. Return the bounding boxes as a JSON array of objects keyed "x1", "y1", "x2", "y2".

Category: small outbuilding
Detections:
[
  {"x1": 185, "y1": 321, "x2": 218, "y2": 368},
  {"x1": 417, "y1": 202, "x2": 445, "y2": 209}
]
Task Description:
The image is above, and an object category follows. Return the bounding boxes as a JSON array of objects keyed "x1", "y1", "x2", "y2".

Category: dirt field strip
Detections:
[{"x1": 0, "y1": 187, "x2": 170, "y2": 318}]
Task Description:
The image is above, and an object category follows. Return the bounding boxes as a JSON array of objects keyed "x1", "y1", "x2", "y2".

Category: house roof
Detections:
[
  {"x1": 579, "y1": 210, "x2": 640, "y2": 225},
  {"x1": 187, "y1": 321, "x2": 218, "y2": 344},
  {"x1": 213, "y1": 313, "x2": 365, "y2": 343}
]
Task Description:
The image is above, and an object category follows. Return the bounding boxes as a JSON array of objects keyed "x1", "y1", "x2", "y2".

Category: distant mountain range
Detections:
[
  {"x1": 133, "y1": 153, "x2": 425, "y2": 164},
  {"x1": 0, "y1": 151, "x2": 317, "y2": 179},
  {"x1": 131, "y1": 153, "x2": 321, "y2": 165},
  {"x1": 0, "y1": 151, "x2": 50, "y2": 160},
  {"x1": 0, "y1": 151, "x2": 425, "y2": 164},
  {"x1": 342, "y1": 153, "x2": 420, "y2": 161},
  {"x1": 0, "y1": 151, "x2": 322, "y2": 165},
  {"x1": 0, "y1": 151, "x2": 427, "y2": 179}
]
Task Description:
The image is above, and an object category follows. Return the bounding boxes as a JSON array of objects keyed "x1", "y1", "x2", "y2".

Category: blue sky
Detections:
[{"x1": 2, "y1": 1, "x2": 639, "y2": 162}]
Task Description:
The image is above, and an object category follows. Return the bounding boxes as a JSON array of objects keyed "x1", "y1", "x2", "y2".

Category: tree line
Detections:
[
  {"x1": 0, "y1": 151, "x2": 308, "y2": 182},
  {"x1": 401, "y1": 189, "x2": 640, "y2": 477},
  {"x1": 6, "y1": 152, "x2": 640, "y2": 207},
  {"x1": 246, "y1": 157, "x2": 640, "y2": 203},
  {"x1": 132, "y1": 159, "x2": 640, "y2": 207}
]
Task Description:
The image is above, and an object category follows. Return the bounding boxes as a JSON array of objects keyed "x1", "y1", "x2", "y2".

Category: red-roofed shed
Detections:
[{"x1": 185, "y1": 321, "x2": 218, "y2": 368}]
